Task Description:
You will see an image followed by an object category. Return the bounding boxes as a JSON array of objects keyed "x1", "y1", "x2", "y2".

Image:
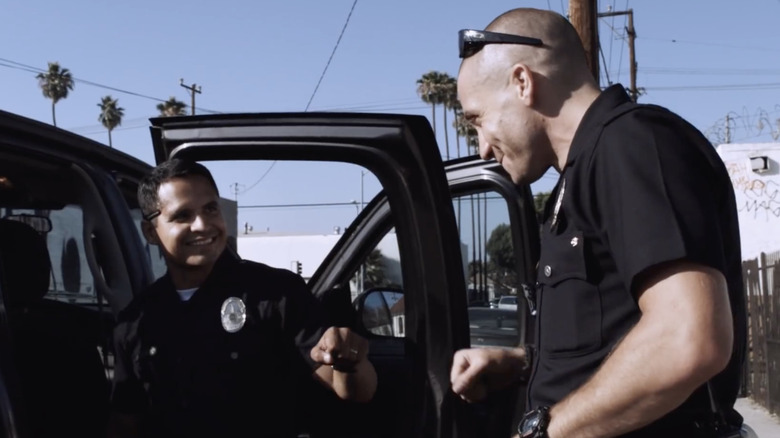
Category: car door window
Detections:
[
  {"x1": 1, "y1": 206, "x2": 98, "y2": 305},
  {"x1": 349, "y1": 187, "x2": 525, "y2": 347},
  {"x1": 455, "y1": 190, "x2": 522, "y2": 348}
]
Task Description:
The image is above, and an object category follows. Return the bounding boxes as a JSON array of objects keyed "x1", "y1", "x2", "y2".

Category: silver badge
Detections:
[
  {"x1": 550, "y1": 178, "x2": 566, "y2": 231},
  {"x1": 221, "y1": 297, "x2": 247, "y2": 333}
]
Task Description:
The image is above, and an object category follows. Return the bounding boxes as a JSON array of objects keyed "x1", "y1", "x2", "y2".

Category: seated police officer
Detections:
[{"x1": 108, "y1": 159, "x2": 377, "y2": 438}]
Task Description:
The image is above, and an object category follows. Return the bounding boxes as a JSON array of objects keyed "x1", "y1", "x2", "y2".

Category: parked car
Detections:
[
  {"x1": 497, "y1": 295, "x2": 519, "y2": 310},
  {"x1": 0, "y1": 110, "x2": 540, "y2": 437},
  {"x1": 467, "y1": 307, "x2": 519, "y2": 348}
]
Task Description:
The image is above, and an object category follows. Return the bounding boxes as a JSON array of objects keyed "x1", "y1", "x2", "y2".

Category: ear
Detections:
[
  {"x1": 141, "y1": 221, "x2": 159, "y2": 246},
  {"x1": 510, "y1": 63, "x2": 534, "y2": 106}
]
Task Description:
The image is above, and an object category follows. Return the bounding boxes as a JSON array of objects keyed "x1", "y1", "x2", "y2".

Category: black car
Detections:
[{"x1": 0, "y1": 110, "x2": 539, "y2": 438}]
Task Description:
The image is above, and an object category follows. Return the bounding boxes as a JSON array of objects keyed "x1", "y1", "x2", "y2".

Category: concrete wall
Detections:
[{"x1": 717, "y1": 142, "x2": 780, "y2": 260}]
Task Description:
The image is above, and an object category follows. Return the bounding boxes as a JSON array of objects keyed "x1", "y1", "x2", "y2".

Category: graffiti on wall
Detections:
[{"x1": 727, "y1": 161, "x2": 780, "y2": 220}]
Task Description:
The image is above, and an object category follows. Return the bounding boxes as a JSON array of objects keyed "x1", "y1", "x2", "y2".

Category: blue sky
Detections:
[{"x1": 2, "y1": 0, "x2": 780, "y2": 233}]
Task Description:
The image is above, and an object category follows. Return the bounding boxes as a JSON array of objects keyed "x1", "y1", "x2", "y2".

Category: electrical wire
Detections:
[
  {"x1": 0, "y1": 57, "x2": 222, "y2": 114},
  {"x1": 304, "y1": 0, "x2": 358, "y2": 111},
  {"x1": 239, "y1": 0, "x2": 359, "y2": 197}
]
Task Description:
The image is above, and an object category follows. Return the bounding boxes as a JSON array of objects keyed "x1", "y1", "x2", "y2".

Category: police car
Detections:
[{"x1": 0, "y1": 110, "x2": 539, "y2": 437}]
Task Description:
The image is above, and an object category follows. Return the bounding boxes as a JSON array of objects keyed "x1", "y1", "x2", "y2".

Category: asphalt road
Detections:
[{"x1": 735, "y1": 397, "x2": 780, "y2": 437}]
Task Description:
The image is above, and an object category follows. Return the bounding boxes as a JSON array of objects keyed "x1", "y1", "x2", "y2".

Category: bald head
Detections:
[
  {"x1": 462, "y1": 8, "x2": 595, "y2": 90},
  {"x1": 456, "y1": 8, "x2": 602, "y2": 182}
]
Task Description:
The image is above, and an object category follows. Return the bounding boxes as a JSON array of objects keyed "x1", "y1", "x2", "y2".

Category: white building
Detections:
[
  {"x1": 237, "y1": 231, "x2": 402, "y2": 285},
  {"x1": 237, "y1": 230, "x2": 469, "y2": 298},
  {"x1": 716, "y1": 142, "x2": 780, "y2": 260}
]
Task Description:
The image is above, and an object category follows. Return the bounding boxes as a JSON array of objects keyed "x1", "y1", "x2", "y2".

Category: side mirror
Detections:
[{"x1": 354, "y1": 288, "x2": 405, "y2": 337}]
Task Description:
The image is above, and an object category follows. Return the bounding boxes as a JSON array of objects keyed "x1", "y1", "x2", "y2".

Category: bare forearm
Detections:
[{"x1": 547, "y1": 318, "x2": 728, "y2": 437}]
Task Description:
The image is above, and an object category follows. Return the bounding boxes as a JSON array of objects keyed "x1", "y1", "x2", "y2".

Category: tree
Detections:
[
  {"x1": 363, "y1": 248, "x2": 389, "y2": 290},
  {"x1": 439, "y1": 74, "x2": 457, "y2": 160},
  {"x1": 485, "y1": 223, "x2": 517, "y2": 291},
  {"x1": 533, "y1": 191, "x2": 552, "y2": 223},
  {"x1": 156, "y1": 96, "x2": 187, "y2": 117},
  {"x1": 416, "y1": 71, "x2": 446, "y2": 137},
  {"x1": 36, "y1": 62, "x2": 75, "y2": 127},
  {"x1": 97, "y1": 95, "x2": 124, "y2": 148},
  {"x1": 455, "y1": 109, "x2": 479, "y2": 154}
]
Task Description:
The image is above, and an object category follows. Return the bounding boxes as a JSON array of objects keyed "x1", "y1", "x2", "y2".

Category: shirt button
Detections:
[{"x1": 544, "y1": 265, "x2": 552, "y2": 277}]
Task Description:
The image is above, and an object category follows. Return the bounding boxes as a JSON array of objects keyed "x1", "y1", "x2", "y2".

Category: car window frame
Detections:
[{"x1": 149, "y1": 112, "x2": 472, "y2": 437}]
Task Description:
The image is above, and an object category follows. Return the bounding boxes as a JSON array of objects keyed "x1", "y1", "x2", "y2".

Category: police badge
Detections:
[{"x1": 221, "y1": 297, "x2": 247, "y2": 333}]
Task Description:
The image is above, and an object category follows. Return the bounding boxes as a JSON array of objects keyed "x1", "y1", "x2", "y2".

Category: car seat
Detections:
[{"x1": 0, "y1": 219, "x2": 110, "y2": 437}]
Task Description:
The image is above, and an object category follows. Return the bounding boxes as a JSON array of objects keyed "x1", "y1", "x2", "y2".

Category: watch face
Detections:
[
  {"x1": 520, "y1": 412, "x2": 540, "y2": 436},
  {"x1": 519, "y1": 407, "x2": 549, "y2": 438}
]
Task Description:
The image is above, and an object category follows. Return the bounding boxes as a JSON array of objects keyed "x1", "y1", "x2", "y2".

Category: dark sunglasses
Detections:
[
  {"x1": 143, "y1": 210, "x2": 161, "y2": 221},
  {"x1": 458, "y1": 29, "x2": 543, "y2": 58}
]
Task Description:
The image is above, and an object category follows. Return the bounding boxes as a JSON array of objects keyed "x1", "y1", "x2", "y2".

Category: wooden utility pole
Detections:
[
  {"x1": 179, "y1": 78, "x2": 202, "y2": 115},
  {"x1": 569, "y1": 0, "x2": 599, "y2": 84},
  {"x1": 598, "y1": 9, "x2": 638, "y2": 102}
]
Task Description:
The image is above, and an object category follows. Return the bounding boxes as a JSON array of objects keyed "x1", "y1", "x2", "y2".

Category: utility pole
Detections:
[
  {"x1": 725, "y1": 114, "x2": 731, "y2": 144},
  {"x1": 179, "y1": 78, "x2": 202, "y2": 115},
  {"x1": 598, "y1": 9, "x2": 638, "y2": 102},
  {"x1": 229, "y1": 182, "x2": 245, "y2": 203},
  {"x1": 569, "y1": 0, "x2": 600, "y2": 84}
]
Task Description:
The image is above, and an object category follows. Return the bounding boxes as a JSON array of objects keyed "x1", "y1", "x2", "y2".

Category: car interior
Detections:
[{"x1": 0, "y1": 148, "x2": 138, "y2": 437}]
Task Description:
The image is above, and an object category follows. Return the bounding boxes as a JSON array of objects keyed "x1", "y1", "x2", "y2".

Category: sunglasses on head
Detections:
[
  {"x1": 458, "y1": 29, "x2": 543, "y2": 58},
  {"x1": 143, "y1": 210, "x2": 161, "y2": 221}
]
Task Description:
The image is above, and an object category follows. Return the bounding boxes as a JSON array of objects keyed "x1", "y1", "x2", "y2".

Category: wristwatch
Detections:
[{"x1": 518, "y1": 406, "x2": 551, "y2": 438}]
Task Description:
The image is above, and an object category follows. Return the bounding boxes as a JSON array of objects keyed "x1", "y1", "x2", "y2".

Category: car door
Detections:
[
  {"x1": 149, "y1": 113, "x2": 474, "y2": 437},
  {"x1": 319, "y1": 156, "x2": 540, "y2": 437},
  {"x1": 0, "y1": 109, "x2": 157, "y2": 437}
]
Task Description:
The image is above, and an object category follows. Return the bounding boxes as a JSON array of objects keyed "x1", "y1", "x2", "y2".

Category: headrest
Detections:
[{"x1": 0, "y1": 219, "x2": 51, "y2": 305}]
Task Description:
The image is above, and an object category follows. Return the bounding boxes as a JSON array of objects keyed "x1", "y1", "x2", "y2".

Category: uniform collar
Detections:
[
  {"x1": 564, "y1": 84, "x2": 631, "y2": 168},
  {"x1": 159, "y1": 249, "x2": 241, "y2": 300}
]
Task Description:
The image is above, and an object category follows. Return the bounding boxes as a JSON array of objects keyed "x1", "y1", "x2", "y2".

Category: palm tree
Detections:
[
  {"x1": 439, "y1": 74, "x2": 458, "y2": 160},
  {"x1": 416, "y1": 71, "x2": 447, "y2": 137},
  {"x1": 97, "y1": 96, "x2": 124, "y2": 148},
  {"x1": 36, "y1": 62, "x2": 75, "y2": 127},
  {"x1": 156, "y1": 97, "x2": 187, "y2": 117},
  {"x1": 455, "y1": 110, "x2": 479, "y2": 154},
  {"x1": 451, "y1": 100, "x2": 464, "y2": 158}
]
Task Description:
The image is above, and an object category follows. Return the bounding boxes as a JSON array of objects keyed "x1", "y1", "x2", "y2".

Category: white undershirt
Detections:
[{"x1": 177, "y1": 287, "x2": 198, "y2": 301}]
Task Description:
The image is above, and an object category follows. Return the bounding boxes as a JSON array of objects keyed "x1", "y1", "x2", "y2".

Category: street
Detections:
[{"x1": 735, "y1": 397, "x2": 780, "y2": 436}]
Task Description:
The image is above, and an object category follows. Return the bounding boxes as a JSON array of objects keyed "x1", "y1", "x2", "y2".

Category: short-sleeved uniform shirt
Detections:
[
  {"x1": 111, "y1": 251, "x2": 325, "y2": 437},
  {"x1": 527, "y1": 85, "x2": 747, "y2": 436}
]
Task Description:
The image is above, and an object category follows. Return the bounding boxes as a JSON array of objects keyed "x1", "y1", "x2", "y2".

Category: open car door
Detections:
[
  {"x1": 310, "y1": 155, "x2": 541, "y2": 437},
  {"x1": 150, "y1": 113, "x2": 475, "y2": 437}
]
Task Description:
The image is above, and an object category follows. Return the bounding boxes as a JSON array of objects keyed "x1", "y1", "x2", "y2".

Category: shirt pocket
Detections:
[{"x1": 537, "y1": 229, "x2": 602, "y2": 357}]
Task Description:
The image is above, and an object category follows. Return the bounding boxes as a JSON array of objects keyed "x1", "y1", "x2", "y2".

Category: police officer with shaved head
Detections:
[
  {"x1": 108, "y1": 158, "x2": 376, "y2": 437},
  {"x1": 449, "y1": 8, "x2": 746, "y2": 438}
]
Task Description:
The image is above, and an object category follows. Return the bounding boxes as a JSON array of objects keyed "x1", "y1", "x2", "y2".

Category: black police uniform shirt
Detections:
[
  {"x1": 526, "y1": 85, "x2": 747, "y2": 436},
  {"x1": 111, "y1": 251, "x2": 326, "y2": 437}
]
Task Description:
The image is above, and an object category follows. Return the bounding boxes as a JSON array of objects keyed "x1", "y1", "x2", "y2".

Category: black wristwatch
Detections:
[{"x1": 518, "y1": 406, "x2": 551, "y2": 438}]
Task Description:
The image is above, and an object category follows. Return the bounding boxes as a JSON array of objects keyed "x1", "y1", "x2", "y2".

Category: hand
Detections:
[
  {"x1": 310, "y1": 326, "x2": 369, "y2": 372},
  {"x1": 450, "y1": 347, "x2": 527, "y2": 403}
]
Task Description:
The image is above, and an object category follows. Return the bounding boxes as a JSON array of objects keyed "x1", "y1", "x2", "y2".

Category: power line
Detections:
[
  {"x1": 238, "y1": 0, "x2": 359, "y2": 199},
  {"x1": 640, "y1": 37, "x2": 780, "y2": 53},
  {"x1": 304, "y1": 0, "x2": 358, "y2": 111},
  {"x1": 647, "y1": 82, "x2": 780, "y2": 91},
  {"x1": 0, "y1": 57, "x2": 222, "y2": 114}
]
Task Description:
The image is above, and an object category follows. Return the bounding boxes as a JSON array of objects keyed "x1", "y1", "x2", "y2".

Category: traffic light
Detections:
[{"x1": 296, "y1": 261, "x2": 302, "y2": 276}]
